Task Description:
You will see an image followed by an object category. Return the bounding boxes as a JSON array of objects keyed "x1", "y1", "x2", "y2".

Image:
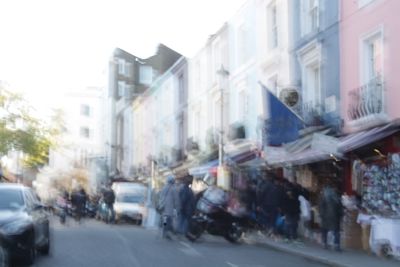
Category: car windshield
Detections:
[
  {"x1": 0, "y1": 189, "x2": 24, "y2": 210},
  {"x1": 116, "y1": 194, "x2": 145, "y2": 204}
]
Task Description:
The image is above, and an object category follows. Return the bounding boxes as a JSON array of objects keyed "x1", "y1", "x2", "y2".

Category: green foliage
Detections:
[{"x1": 0, "y1": 86, "x2": 62, "y2": 169}]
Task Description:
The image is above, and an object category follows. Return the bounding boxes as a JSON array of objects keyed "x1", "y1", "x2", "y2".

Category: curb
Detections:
[{"x1": 242, "y1": 236, "x2": 352, "y2": 267}]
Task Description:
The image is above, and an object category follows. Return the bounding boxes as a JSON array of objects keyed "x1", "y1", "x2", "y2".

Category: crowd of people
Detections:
[
  {"x1": 156, "y1": 172, "x2": 344, "y2": 251},
  {"x1": 55, "y1": 184, "x2": 117, "y2": 224}
]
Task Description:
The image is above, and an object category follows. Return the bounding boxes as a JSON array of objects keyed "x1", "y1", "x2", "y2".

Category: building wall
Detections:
[
  {"x1": 50, "y1": 86, "x2": 106, "y2": 171},
  {"x1": 256, "y1": 0, "x2": 293, "y2": 143},
  {"x1": 340, "y1": 0, "x2": 400, "y2": 133},
  {"x1": 132, "y1": 58, "x2": 188, "y2": 171},
  {"x1": 291, "y1": 0, "x2": 340, "y2": 130},
  {"x1": 228, "y1": 0, "x2": 261, "y2": 141}
]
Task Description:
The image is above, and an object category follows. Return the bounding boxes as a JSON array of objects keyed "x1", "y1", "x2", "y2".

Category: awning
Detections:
[
  {"x1": 266, "y1": 148, "x2": 338, "y2": 167},
  {"x1": 338, "y1": 121, "x2": 400, "y2": 153},
  {"x1": 188, "y1": 159, "x2": 218, "y2": 177},
  {"x1": 188, "y1": 139, "x2": 260, "y2": 176},
  {"x1": 264, "y1": 128, "x2": 342, "y2": 167}
]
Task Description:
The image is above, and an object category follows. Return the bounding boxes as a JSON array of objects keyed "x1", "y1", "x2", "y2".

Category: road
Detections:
[{"x1": 26, "y1": 218, "x2": 326, "y2": 267}]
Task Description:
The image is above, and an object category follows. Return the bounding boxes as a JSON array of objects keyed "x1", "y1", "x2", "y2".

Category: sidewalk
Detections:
[{"x1": 243, "y1": 233, "x2": 399, "y2": 267}]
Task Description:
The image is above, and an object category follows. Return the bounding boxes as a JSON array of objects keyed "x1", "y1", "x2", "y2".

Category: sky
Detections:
[{"x1": 0, "y1": 0, "x2": 246, "y2": 116}]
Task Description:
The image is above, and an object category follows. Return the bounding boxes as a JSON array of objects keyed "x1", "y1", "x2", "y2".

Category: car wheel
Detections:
[
  {"x1": 38, "y1": 223, "x2": 50, "y2": 255},
  {"x1": 22, "y1": 230, "x2": 36, "y2": 265},
  {"x1": 23, "y1": 245, "x2": 36, "y2": 265}
]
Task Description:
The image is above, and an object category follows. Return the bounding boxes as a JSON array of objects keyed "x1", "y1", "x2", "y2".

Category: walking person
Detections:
[
  {"x1": 157, "y1": 175, "x2": 179, "y2": 239},
  {"x1": 177, "y1": 175, "x2": 195, "y2": 235},
  {"x1": 102, "y1": 184, "x2": 116, "y2": 223},
  {"x1": 319, "y1": 182, "x2": 344, "y2": 251},
  {"x1": 282, "y1": 189, "x2": 300, "y2": 241}
]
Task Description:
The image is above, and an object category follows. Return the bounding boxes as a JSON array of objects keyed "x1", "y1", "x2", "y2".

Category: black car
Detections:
[{"x1": 0, "y1": 184, "x2": 50, "y2": 265}]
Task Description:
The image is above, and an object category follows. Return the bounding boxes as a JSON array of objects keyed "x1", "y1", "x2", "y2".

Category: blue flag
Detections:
[{"x1": 260, "y1": 83, "x2": 304, "y2": 146}]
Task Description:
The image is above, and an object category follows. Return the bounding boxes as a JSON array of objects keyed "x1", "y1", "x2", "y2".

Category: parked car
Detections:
[
  {"x1": 0, "y1": 184, "x2": 50, "y2": 265},
  {"x1": 114, "y1": 186, "x2": 147, "y2": 225}
]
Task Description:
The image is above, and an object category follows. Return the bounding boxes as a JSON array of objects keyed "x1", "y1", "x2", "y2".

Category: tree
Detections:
[{"x1": 0, "y1": 86, "x2": 60, "y2": 170}]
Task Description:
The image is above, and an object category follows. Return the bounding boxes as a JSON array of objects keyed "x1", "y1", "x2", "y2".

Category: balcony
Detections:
[{"x1": 347, "y1": 76, "x2": 388, "y2": 128}]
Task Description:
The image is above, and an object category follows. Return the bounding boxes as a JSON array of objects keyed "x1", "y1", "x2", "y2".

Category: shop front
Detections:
[{"x1": 339, "y1": 122, "x2": 400, "y2": 257}]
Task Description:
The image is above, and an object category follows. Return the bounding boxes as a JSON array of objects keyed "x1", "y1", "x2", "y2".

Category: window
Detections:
[
  {"x1": 304, "y1": 65, "x2": 321, "y2": 110},
  {"x1": 139, "y1": 65, "x2": 153, "y2": 85},
  {"x1": 298, "y1": 41, "x2": 322, "y2": 111},
  {"x1": 125, "y1": 62, "x2": 132, "y2": 77},
  {"x1": 268, "y1": 3, "x2": 278, "y2": 49},
  {"x1": 118, "y1": 81, "x2": 125, "y2": 97},
  {"x1": 80, "y1": 127, "x2": 90, "y2": 138},
  {"x1": 363, "y1": 32, "x2": 383, "y2": 82},
  {"x1": 237, "y1": 24, "x2": 249, "y2": 65},
  {"x1": 118, "y1": 59, "x2": 125, "y2": 75},
  {"x1": 212, "y1": 40, "x2": 222, "y2": 83},
  {"x1": 309, "y1": 0, "x2": 319, "y2": 32},
  {"x1": 80, "y1": 104, "x2": 90, "y2": 117},
  {"x1": 178, "y1": 74, "x2": 184, "y2": 104},
  {"x1": 301, "y1": 0, "x2": 319, "y2": 35}
]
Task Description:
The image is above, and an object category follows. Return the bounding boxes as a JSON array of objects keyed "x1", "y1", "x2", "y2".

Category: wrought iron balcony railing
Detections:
[{"x1": 348, "y1": 76, "x2": 384, "y2": 121}]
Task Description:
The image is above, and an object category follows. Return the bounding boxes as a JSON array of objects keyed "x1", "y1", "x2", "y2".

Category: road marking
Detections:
[
  {"x1": 226, "y1": 262, "x2": 239, "y2": 267},
  {"x1": 179, "y1": 241, "x2": 202, "y2": 257},
  {"x1": 179, "y1": 241, "x2": 192, "y2": 248},
  {"x1": 114, "y1": 229, "x2": 142, "y2": 267}
]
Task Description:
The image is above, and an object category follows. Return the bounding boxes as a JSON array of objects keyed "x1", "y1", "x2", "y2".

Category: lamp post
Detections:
[{"x1": 216, "y1": 64, "x2": 229, "y2": 189}]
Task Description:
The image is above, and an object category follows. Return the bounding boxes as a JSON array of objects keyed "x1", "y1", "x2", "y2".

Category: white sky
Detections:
[{"x1": 0, "y1": 0, "x2": 246, "y2": 116}]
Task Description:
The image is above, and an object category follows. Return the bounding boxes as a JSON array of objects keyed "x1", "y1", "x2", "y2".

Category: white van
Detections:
[{"x1": 113, "y1": 184, "x2": 147, "y2": 225}]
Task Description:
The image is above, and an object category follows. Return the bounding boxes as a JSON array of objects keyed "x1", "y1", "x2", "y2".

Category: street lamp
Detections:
[{"x1": 216, "y1": 64, "x2": 229, "y2": 189}]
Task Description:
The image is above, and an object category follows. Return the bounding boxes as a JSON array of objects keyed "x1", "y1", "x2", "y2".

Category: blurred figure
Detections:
[
  {"x1": 158, "y1": 175, "x2": 179, "y2": 239},
  {"x1": 282, "y1": 190, "x2": 300, "y2": 241},
  {"x1": 177, "y1": 175, "x2": 195, "y2": 235},
  {"x1": 319, "y1": 183, "x2": 343, "y2": 251},
  {"x1": 71, "y1": 188, "x2": 87, "y2": 223},
  {"x1": 56, "y1": 190, "x2": 69, "y2": 224},
  {"x1": 102, "y1": 184, "x2": 116, "y2": 223}
]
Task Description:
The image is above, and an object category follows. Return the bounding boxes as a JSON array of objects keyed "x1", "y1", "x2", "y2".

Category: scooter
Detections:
[{"x1": 186, "y1": 191, "x2": 244, "y2": 243}]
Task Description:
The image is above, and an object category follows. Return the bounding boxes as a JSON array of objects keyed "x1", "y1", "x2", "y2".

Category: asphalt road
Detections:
[{"x1": 23, "y1": 218, "x2": 327, "y2": 267}]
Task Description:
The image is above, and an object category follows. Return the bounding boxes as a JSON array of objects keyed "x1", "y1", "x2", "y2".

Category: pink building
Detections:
[{"x1": 340, "y1": 0, "x2": 400, "y2": 134}]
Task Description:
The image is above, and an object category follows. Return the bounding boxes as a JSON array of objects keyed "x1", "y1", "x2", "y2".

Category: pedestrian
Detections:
[
  {"x1": 319, "y1": 182, "x2": 343, "y2": 251},
  {"x1": 102, "y1": 184, "x2": 116, "y2": 223},
  {"x1": 177, "y1": 175, "x2": 195, "y2": 235},
  {"x1": 158, "y1": 175, "x2": 179, "y2": 239},
  {"x1": 282, "y1": 189, "x2": 300, "y2": 241},
  {"x1": 77, "y1": 188, "x2": 87, "y2": 221},
  {"x1": 257, "y1": 176, "x2": 275, "y2": 233}
]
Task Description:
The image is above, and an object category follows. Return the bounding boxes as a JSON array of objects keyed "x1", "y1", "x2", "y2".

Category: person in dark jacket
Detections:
[
  {"x1": 158, "y1": 175, "x2": 179, "y2": 239},
  {"x1": 102, "y1": 185, "x2": 116, "y2": 223},
  {"x1": 177, "y1": 175, "x2": 195, "y2": 235},
  {"x1": 319, "y1": 183, "x2": 343, "y2": 251},
  {"x1": 282, "y1": 190, "x2": 300, "y2": 240}
]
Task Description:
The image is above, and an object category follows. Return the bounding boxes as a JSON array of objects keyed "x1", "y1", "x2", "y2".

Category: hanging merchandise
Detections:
[
  {"x1": 352, "y1": 160, "x2": 365, "y2": 194},
  {"x1": 362, "y1": 153, "x2": 400, "y2": 216}
]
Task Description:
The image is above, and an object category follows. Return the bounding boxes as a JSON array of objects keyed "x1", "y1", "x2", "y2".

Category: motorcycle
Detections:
[
  {"x1": 85, "y1": 201, "x2": 98, "y2": 218},
  {"x1": 97, "y1": 201, "x2": 114, "y2": 223},
  {"x1": 186, "y1": 187, "x2": 244, "y2": 243}
]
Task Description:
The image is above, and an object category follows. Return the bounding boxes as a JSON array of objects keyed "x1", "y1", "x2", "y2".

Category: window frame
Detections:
[{"x1": 360, "y1": 27, "x2": 384, "y2": 84}]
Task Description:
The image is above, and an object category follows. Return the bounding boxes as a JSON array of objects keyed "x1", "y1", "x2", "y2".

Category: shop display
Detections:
[{"x1": 361, "y1": 153, "x2": 400, "y2": 216}]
